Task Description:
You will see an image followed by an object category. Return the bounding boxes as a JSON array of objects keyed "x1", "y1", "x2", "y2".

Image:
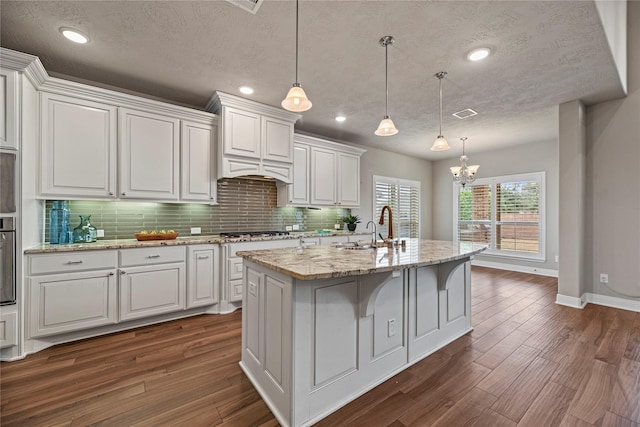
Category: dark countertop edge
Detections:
[
  {"x1": 238, "y1": 245, "x2": 487, "y2": 281},
  {"x1": 23, "y1": 231, "x2": 371, "y2": 254}
]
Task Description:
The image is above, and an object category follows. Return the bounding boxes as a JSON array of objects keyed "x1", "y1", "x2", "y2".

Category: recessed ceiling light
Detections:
[
  {"x1": 239, "y1": 86, "x2": 254, "y2": 95},
  {"x1": 335, "y1": 116, "x2": 346, "y2": 122},
  {"x1": 60, "y1": 27, "x2": 89, "y2": 44},
  {"x1": 467, "y1": 47, "x2": 491, "y2": 61}
]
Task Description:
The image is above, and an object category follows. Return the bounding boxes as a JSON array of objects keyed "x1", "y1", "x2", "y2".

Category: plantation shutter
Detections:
[
  {"x1": 457, "y1": 184, "x2": 492, "y2": 244},
  {"x1": 495, "y1": 179, "x2": 540, "y2": 253},
  {"x1": 374, "y1": 176, "x2": 420, "y2": 239}
]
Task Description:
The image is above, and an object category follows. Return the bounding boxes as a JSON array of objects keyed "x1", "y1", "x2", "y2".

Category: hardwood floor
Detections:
[{"x1": 1, "y1": 267, "x2": 639, "y2": 426}]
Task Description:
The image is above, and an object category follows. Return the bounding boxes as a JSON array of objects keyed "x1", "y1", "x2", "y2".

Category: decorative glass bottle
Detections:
[
  {"x1": 49, "y1": 201, "x2": 70, "y2": 244},
  {"x1": 72, "y1": 215, "x2": 97, "y2": 243}
]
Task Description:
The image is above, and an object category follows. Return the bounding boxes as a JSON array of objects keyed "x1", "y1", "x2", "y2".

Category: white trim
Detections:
[
  {"x1": 586, "y1": 293, "x2": 640, "y2": 312},
  {"x1": 555, "y1": 293, "x2": 587, "y2": 309},
  {"x1": 373, "y1": 175, "x2": 421, "y2": 239},
  {"x1": 471, "y1": 259, "x2": 558, "y2": 277}
]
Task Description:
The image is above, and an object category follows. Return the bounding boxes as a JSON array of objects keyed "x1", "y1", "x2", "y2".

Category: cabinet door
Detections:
[
  {"x1": 287, "y1": 143, "x2": 310, "y2": 205},
  {"x1": 181, "y1": 121, "x2": 216, "y2": 202},
  {"x1": 337, "y1": 152, "x2": 360, "y2": 207},
  {"x1": 0, "y1": 68, "x2": 18, "y2": 150},
  {"x1": 223, "y1": 107, "x2": 260, "y2": 159},
  {"x1": 119, "y1": 108, "x2": 180, "y2": 200},
  {"x1": 40, "y1": 92, "x2": 117, "y2": 198},
  {"x1": 262, "y1": 116, "x2": 293, "y2": 163},
  {"x1": 187, "y1": 245, "x2": 218, "y2": 308},
  {"x1": 310, "y1": 147, "x2": 336, "y2": 206},
  {"x1": 119, "y1": 262, "x2": 185, "y2": 321},
  {"x1": 29, "y1": 269, "x2": 117, "y2": 337}
]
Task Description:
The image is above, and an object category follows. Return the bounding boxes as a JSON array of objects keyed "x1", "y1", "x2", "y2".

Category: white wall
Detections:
[
  {"x1": 432, "y1": 139, "x2": 559, "y2": 273},
  {"x1": 354, "y1": 145, "x2": 433, "y2": 239},
  {"x1": 584, "y1": 0, "x2": 640, "y2": 301}
]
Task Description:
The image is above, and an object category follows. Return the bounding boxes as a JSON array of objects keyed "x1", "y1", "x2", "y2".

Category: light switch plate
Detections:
[
  {"x1": 285, "y1": 225, "x2": 293, "y2": 231},
  {"x1": 96, "y1": 229, "x2": 104, "y2": 238},
  {"x1": 191, "y1": 227, "x2": 201, "y2": 235},
  {"x1": 334, "y1": 223, "x2": 341, "y2": 229},
  {"x1": 292, "y1": 224, "x2": 299, "y2": 230}
]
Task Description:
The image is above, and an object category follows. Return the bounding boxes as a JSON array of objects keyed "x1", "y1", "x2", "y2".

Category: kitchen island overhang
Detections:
[{"x1": 237, "y1": 239, "x2": 486, "y2": 427}]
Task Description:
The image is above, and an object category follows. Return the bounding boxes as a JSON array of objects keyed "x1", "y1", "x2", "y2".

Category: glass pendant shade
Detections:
[
  {"x1": 375, "y1": 116, "x2": 399, "y2": 136},
  {"x1": 282, "y1": 84, "x2": 312, "y2": 112},
  {"x1": 450, "y1": 166, "x2": 462, "y2": 176},
  {"x1": 431, "y1": 135, "x2": 450, "y2": 151},
  {"x1": 467, "y1": 165, "x2": 480, "y2": 175}
]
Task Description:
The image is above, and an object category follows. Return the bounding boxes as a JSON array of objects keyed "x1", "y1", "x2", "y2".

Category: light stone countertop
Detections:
[
  {"x1": 237, "y1": 239, "x2": 488, "y2": 280},
  {"x1": 24, "y1": 231, "x2": 371, "y2": 254}
]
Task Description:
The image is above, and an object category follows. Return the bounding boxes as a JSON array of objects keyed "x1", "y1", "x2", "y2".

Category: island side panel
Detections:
[
  {"x1": 240, "y1": 260, "x2": 294, "y2": 427},
  {"x1": 408, "y1": 260, "x2": 472, "y2": 361}
]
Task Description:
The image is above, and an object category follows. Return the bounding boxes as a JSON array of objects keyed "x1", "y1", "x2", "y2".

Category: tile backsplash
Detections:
[{"x1": 45, "y1": 178, "x2": 350, "y2": 241}]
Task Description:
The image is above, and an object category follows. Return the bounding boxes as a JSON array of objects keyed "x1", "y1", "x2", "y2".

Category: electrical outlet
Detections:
[
  {"x1": 334, "y1": 223, "x2": 341, "y2": 230},
  {"x1": 555, "y1": 255, "x2": 559, "y2": 263},
  {"x1": 292, "y1": 224, "x2": 299, "y2": 231},
  {"x1": 285, "y1": 225, "x2": 293, "y2": 231},
  {"x1": 190, "y1": 227, "x2": 201, "y2": 235},
  {"x1": 387, "y1": 319, "x2": 396, "y2": 337},
  {"x1": 599, "y1": 273, "x2": 608, "y2": 284},
  {"x1": 96, "y1": 229, "x2": 104, "y2": 238}
]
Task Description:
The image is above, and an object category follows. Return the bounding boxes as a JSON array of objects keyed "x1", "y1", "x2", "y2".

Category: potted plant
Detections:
[{"x1": 342, "y1": 214, "x2": 361, "y2": 232}]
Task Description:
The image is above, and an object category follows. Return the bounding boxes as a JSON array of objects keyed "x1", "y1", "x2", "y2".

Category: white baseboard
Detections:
[
  {"x1": 555, "y1": 292, "x2": 640, "y2": 312},
  {"x1": 472, "y1": 259, "x2": 558, "y2": 277},
  {"x1": 556, "y1": 293, "x2": 587, "y2": 309},
  {"x1": 586, "y1": 293, "x2": 640, "y2": 312}
]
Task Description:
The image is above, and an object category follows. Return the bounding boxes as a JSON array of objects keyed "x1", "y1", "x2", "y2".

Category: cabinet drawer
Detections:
[
  {"x1": 0, "y1": 312, "x2": 18, "y2": 349},
  {"x1": 119, "y1": 246, "x2": 186, "y2": 267},
  {"x1": 228, "y1": 257, "x2": 244, "y2": 281},
  {"x1": 29, "y1": 251, "x2": 117, "y2": 275},
  {"x1": 230, "y1": 279, "x2": 243, "y2": 302}
]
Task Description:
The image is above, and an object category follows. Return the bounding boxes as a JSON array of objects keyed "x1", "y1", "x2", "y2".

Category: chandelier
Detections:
[{"x1": 450, "y1": 137, "x2": 479, "y2": 187}]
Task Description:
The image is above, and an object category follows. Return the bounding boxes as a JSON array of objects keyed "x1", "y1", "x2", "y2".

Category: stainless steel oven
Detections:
[{"x1": 0, "y1": 217, "x2": 16, "y2": 305}]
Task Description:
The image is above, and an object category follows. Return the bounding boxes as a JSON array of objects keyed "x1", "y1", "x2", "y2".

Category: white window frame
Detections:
[
  {"x1": 373, "y1": 175, "x2": 421, "y2": 239},
  {"x1": 452, "y1": 172, "x2": 546, "y2": 261}
]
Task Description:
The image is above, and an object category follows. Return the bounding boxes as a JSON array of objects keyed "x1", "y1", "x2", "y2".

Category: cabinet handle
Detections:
[
  {"x1": 120, "y1": 270, "x2": 126, "y2": 275},
  {"x1": 108, "y1": 191, "x2": 114, "y2": 196},
  {"x1": 65, "y1": 260, "x2": 83, "y2": 265},
  {"x1": 122, "y1": 192, "x2": 126, "y2": 196},
  {"x1": 146, "y1": 254, "x2": 161, "y2": 259},
  {"x1": 197, "y1": 255, "x2": 209, "y2": 260},
  {"x1": 109, "y1": 272, "x2": 114, "y2": 276}
]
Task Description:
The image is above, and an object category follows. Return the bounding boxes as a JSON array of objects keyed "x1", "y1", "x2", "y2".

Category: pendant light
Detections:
[
  {"x1": 375, "y1": 36, "x2": 398, "y2": 136},
  {"x1": 450, "y1": 137, "x2": 480, "y2": 187},
  {"x1": 430, "y1": 71, "x2": 450, "y2": 151},
  {"x1": 281, "y1": 0, "x2": 312, "y2": 112}
]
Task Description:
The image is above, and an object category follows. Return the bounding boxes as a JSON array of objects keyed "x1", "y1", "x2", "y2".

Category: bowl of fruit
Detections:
[{"x1": 134, "y1": 230, "x2": 179, "y2": 241}]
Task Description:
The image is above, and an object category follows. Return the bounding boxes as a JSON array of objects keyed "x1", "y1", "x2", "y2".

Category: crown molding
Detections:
[
  {"x1": 0, "y1": 48, "x2": 48, "y2": 87},
  {"x1": 294, "y1": 133, "x2": 367, "y2": 156},
  {"x1": 207, "y1": 91, "x2": 302, "y2": 123}
]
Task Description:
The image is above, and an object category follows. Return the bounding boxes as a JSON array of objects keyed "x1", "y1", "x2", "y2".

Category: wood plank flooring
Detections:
[{"x1": 1, "y1": 267, "x2": 639, "y2": 426}]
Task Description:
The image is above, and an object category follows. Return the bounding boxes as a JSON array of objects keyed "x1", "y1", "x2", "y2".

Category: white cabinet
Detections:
[
  {"x1": 0, "y1": 68, "x2": 18, "y2": 150},
  {"x1": 207, "y1": 92, "x2": 301, "y2": 183},
  {"x1": 40, "y1": 92, "x2": 117, "y2": 199},
  {"x1": 181, "y1": 121, "x2": 217, "y2": 202},
  {"x1": 27, "y1": 251, "x2": 118, "y2": 337},
  {"x1": 0, "y1": 312, "x2": 18, "y2": 349},
  {"x1": 119, "y1": 108, "x2": 180, "y2": 200},
  {"x1": 279, "y1": 134, "x2": 366, "y2": 208},
  {"x1": 119, "y1": 246, "x2": 186, "y2": 321},
  {"x1": 187, "y1": 245, "x2": 219, "y2": 308}
]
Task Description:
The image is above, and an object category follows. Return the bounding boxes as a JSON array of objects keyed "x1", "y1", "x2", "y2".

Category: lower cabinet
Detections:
[
  {"x1": 187, "y1": 245, "x2": 219, "y2": 308},
  {"x1": 27, "y1": 250, "x2": 118, "y2": 337}
]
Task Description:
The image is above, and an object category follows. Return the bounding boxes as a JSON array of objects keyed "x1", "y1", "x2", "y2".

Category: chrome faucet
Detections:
[
  {"x1": 378, "y1": 205, "x2": 394, "y2": 240},
  {"x1": 366, "y1": 221, "x2": 377, "y2": 247}
]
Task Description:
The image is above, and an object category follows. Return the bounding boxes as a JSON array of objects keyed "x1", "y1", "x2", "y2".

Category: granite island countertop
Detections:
[
  {"x1": 24, "y1": 231, "x2": 370, "y2": 254},
  {"x1": 237, "y1": 239, "x2": 487, "y2": 280}
]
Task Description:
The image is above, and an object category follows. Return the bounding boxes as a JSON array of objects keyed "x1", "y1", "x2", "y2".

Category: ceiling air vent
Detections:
[
  {"x1": 225, "y1": 0, "x2": 264, "y2": 14},
  {"x1": 452, "y1": 108, "x2": 478, "y2": 119}
]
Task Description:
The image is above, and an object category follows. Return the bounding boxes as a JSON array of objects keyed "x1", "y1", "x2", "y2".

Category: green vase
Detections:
[{"x1": 72, "y1": 215, "x2": 97, "y2": 243}]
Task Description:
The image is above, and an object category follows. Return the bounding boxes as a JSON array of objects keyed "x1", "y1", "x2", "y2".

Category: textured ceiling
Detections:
[{"x1": 0, "y1": 0, "x2": 625, "y2": 160}]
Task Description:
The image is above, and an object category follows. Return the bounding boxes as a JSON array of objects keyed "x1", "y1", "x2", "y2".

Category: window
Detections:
[
  {"x1": 374, "y1": 176, "x2": 420, "y2": 239},
  {"x1": 453, "y1": 172, "x2": 545, "y2": 260}
]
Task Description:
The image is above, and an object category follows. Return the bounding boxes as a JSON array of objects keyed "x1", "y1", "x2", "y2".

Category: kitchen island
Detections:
[{"x1": 237, "y1": 239, "x2": 486, "y2": 427}]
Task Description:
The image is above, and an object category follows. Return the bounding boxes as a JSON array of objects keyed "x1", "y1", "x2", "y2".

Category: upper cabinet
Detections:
[
  {"x1": 0, "y1": 68, "x2": 18, "y2": 150},
  {"x1": 119, "y1": 108, "x2": 180, "y2": 200},
  {"x1": 278, "y1": 134, "x2": 366, "y2": 208},
  {"x1": 40, "y1": 92, "x2": 117, "y2": 199},
  {"x1": 37, "y1": 77, "x2": 217, "y2": 202},
  {"x1": 181, "y1": 121, "x2": 217, "y2": 203},
  {"x1": 206, "y1": 92, "x2": 301, "y2": 183}
]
